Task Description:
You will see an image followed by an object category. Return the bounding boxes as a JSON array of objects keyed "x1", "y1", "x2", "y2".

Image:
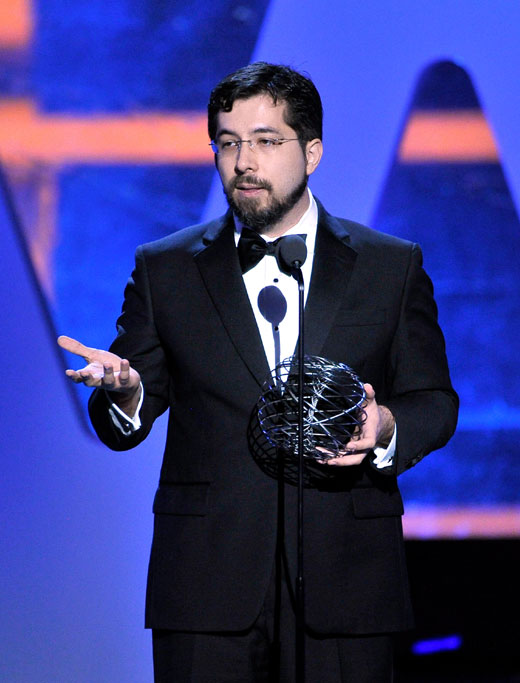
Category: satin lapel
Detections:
[
  {"x1": 194, "y1": 214, "x2": 270, "y2": 387},
  {"x1": 303, "y1": 207, "x2": 358, "y2": 357}
]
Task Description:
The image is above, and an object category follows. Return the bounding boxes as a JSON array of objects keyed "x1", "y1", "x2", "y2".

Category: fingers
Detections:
[
  {"x1": 101, "y1": 360, "x2": 135, "y2": 391},
  {"x1": 315, "y1": 444, "x2": 370, "y2": 467},
  {"x1": 118, "y1": 359, "x2": 131, "y2": 387},
  {"x1": 343, "y1": 433, "x2": 376, "y2": 453},
  {"x1": 69, "y1": 363, "x2": 116, "y2": 389},
  {"x1": 340, "y1": 420, "x2": 377, "y2": 453},
  {"x1": 63, "y1": 358, "x2": 138, "y2": 395},
  {"x1": 64, "y1": 365, "x2": 103, "y2": 386},
  {"x1": 323, "y1": 452, "x2": 368, "y2": 466},
  {"x1": 315, "y1": 448, "x2": 368, "y2": 466},
  {"x1": 102, "y1": 364, "x2": 116, "y2": 389},
  {"x1": 57, "y1": 335, "x2": 94, "y2": 361}
]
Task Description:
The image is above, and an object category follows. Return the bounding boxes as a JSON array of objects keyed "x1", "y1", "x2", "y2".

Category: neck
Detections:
[{"x1": 258, "y1": 190, "x2": 311, "y2": 238}]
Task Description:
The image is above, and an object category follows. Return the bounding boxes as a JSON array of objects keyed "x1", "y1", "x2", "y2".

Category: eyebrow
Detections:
[{"x1": 216, "y1": 125, "x2": 283, "y2": 139}]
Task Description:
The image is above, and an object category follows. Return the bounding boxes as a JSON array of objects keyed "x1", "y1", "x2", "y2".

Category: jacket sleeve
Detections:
[
  {"x1": 88, "y1": 245, "x2": 170, "y2": 451},
  {"x1": 383, "y1": 243, "x2": 458, "y2": 475}
]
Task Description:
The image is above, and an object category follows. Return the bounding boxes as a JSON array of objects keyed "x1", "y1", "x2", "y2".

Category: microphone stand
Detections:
[
  {"x1": 294, "y1": 263, "x2": 305, "y2": 683},
  {"x1": 275, "y1": 234, "x2": 307, "y2": 682}
]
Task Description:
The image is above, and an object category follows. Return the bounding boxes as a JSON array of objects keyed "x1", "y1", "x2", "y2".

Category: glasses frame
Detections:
[{"x1": 209, "y1": 137, "x2": 300, "y2": 155}]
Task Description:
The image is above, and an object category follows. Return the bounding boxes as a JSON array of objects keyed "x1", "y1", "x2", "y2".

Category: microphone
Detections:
[{"x1": 276, "y1": 235, "x2": 307, "y2": 276}]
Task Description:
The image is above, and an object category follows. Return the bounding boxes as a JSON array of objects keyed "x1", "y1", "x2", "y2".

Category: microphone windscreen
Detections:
[
  {"x1": 257, "y1": 285, "x2": 287, "y2": 326},
  {"x1": 277, "y1": 235, "x2": 307, "y2": 273}
]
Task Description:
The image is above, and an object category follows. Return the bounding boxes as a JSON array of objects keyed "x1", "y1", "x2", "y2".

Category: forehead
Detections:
[{"x1": 215, "y1": 94, "x2": 291, "y2": 136}]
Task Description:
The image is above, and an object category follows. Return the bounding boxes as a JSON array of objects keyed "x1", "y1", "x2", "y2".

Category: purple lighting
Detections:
[{"x1": 412, "y1": 635, "x2": 463, "y2": 655}]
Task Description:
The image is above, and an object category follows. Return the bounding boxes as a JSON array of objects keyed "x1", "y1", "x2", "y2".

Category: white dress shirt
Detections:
[{"x1": 235, "y1": 188, "x2": 317, "y2": 372}]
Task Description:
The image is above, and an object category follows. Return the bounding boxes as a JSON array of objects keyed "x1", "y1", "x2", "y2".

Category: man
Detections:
[{"x1": 59, "y1": 62, "x2": 458, "y2": 682}]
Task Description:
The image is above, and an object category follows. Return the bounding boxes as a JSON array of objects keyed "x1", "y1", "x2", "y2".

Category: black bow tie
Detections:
[{"x1": 237, "y1": 227, "x2": 306, "y2": 274}]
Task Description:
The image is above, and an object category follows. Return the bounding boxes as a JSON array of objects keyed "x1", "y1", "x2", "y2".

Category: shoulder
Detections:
[
  {"x1": 345, "y1": 218, "x2": 420, "y2": 266},
  {"x1": 134, "y1": 213, "x2": 231, "y2": 264},
  {"x1": 317, "y1": 199, "x2": 418, "y2": 262}
]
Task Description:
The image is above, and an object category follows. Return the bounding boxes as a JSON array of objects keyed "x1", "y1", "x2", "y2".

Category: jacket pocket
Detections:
[
  {"x1": 152, "y1": 482, "x2": 210, "y2": 516},
  {"x1": 351, "y1": 487, "x2": 404, "y2": 519}
]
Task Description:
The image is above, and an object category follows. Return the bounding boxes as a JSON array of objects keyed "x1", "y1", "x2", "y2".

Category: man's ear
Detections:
[{"x1": 305, "y1": 138, "x2": 323, "y2": 176}]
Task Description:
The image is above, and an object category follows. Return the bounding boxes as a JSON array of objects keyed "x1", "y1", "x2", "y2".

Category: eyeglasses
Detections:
[{"x1": 209, "y1": 136, "x2": 300, "y2": 156}]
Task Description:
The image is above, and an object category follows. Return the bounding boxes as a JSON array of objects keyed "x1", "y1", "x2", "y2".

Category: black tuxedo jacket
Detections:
[{"x1": 89, "y1": 200, "x2": 458, "y2": 634}]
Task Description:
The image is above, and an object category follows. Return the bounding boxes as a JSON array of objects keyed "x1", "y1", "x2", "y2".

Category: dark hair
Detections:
[{"x1": 207, "y1": 62, "x2": 323, "y2": 144}]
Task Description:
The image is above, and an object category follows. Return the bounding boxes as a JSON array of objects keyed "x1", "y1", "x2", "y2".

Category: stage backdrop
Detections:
[{"x1": 1, "y1": 1, "x2": 519, "y2": 680}]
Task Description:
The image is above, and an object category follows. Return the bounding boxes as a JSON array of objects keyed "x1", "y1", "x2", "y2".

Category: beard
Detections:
[{"x1": 223, "y1": 173, "x2": 308, "y2": 233}]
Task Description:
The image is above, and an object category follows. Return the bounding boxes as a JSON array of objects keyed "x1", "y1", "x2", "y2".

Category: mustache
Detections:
[{"x1": 231, "y1": 175, "x2": 272, "y2": 191}]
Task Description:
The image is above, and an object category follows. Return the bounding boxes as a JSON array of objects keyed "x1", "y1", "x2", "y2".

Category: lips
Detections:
[
  {"x1": 235, "y1": 184, "x2": 266, "y2": 191},
  {"x1": 232, "y1": 175, "x2": 271, "y2": 192}
]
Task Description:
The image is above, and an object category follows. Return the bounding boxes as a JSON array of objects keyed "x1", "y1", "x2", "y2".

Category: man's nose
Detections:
[{"x1": 234, "y1": 141, "x2": 258, "y2": 174}]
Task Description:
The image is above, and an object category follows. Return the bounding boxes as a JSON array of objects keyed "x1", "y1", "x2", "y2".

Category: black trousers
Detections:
[{"x1": 152, "y1": 559, "x2": 394, "y2": 682}]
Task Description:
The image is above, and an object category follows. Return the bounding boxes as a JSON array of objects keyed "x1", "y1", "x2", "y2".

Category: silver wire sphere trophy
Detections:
[{"x1": 256, "y1": 355, "x2": 367, "y2": 462}]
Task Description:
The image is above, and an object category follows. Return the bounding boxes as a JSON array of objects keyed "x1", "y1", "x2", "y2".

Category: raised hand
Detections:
[{"x1": 57, "y1": 335, "x2": 142, "y2": 414}]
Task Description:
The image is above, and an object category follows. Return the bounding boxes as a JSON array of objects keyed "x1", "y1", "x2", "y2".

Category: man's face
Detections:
[{"x1": 214, "y1": 94, "x2": 322, "y2": 235}]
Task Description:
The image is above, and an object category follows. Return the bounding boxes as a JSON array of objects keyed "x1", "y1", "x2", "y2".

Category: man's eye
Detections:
[
  {"x1": 257, "y1": 138, "x2": 278, "y2": 147},
  {"x1": 221, "y1": 140, "x2": 238, "y2": 149}
]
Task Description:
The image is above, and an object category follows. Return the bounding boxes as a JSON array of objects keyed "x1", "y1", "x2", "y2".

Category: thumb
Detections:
[
  {"x1": 57, "y1": 335, "x2": 95, "y2": 361},
  {"x1": 363, "y1": 383, "x2": 376, "y2": 401}
]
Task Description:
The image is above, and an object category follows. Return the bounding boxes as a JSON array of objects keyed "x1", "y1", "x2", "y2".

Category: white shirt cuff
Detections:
[
  {"x1": 372, "y1": 425, "x2": 397, "y2": 469},
  {"x1": 107, "y1": 382, "x2": 144, "y2": 435}
]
